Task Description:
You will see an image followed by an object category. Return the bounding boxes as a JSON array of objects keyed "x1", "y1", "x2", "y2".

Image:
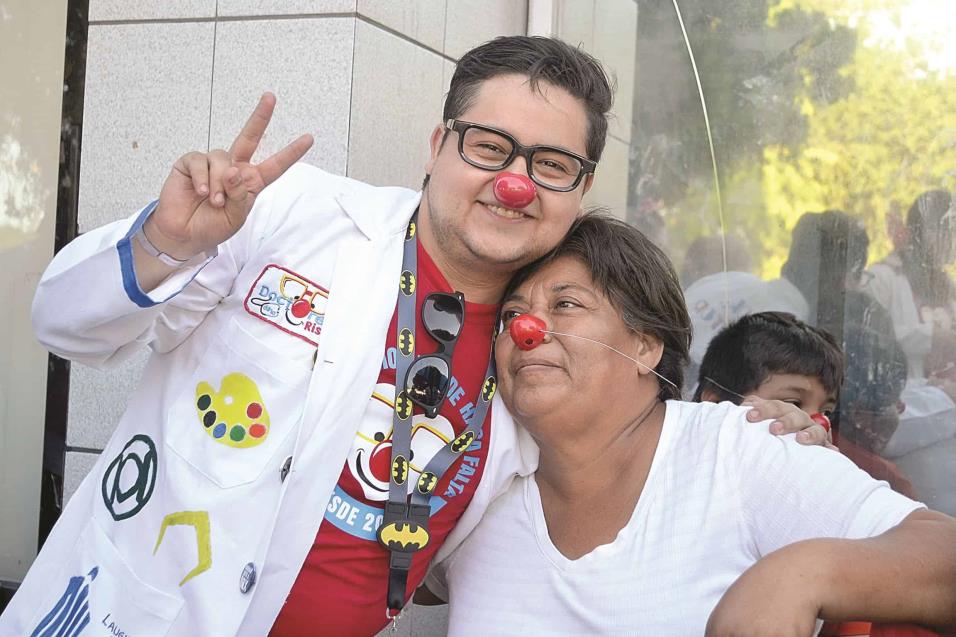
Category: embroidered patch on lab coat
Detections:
[{"x1": 243, "y1": 264, "x2": 329, "y2": 346}]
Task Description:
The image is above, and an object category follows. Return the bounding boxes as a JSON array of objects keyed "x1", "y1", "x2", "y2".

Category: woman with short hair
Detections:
[{"x1": 427, "y1": 214, "x2": 956, "y2": 636}]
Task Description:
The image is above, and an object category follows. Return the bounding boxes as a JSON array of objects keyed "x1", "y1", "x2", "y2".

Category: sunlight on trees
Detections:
[{"x1": 638, "y1": 0, "x2": 955, "y2": 280}]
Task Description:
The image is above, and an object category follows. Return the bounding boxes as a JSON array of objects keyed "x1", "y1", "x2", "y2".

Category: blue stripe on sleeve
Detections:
[
  {"x1": 117, "y1": 200, "x2": 216, "y2": 308},
  {"x1": 117, "y1": 200, "x2": 160, "y2": 308}
]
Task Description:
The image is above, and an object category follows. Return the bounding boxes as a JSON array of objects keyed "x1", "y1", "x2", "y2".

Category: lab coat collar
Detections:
[{"x1": 334, "y1": 184, "x2": 422, "y2": 241}]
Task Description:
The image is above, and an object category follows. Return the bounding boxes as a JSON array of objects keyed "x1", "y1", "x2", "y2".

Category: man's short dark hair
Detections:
[
  {"x1": 444, "y1": 36, "x2": 614, "y2": 162},
  {"x1": 693, "y1": 312, "x2": 844, "y2": 403},
  {"x1": 502, "y1": 213, "x2": 691, "y2": 401}
]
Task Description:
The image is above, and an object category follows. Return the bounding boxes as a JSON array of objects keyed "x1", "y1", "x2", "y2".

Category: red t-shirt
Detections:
[
  {"x1": 820, "y1": 620, "x2": 940, "y2": 636},
  {"x1": 271, "y1": 243, "x2": 497, "y2": 636}
]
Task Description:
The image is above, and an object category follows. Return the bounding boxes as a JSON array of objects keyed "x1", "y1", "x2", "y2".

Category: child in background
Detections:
[
  {"x1": 696, "y1": 311, "x2": 934, "y2": 637},
  {"x1": 693, "y1": 311, "x2": 841, "y2": 421}
]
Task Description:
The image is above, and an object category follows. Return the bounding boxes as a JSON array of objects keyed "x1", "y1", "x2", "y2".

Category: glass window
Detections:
[{"x1": 576, "y1": 0, "x2": 956, "y2": 515}]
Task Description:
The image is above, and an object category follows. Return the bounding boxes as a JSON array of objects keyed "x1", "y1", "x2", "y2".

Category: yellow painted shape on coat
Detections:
[
  {"x1": 153, "y1": 510, "x2": 212, "y2": 586},
  {"x1": 195, "y1": 372, "x2": 270, "y2": 448}
]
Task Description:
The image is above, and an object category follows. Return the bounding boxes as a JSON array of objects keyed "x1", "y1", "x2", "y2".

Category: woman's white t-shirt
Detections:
[{"x1": 430, "y1": 401, "x2": 923, "y2": 636}]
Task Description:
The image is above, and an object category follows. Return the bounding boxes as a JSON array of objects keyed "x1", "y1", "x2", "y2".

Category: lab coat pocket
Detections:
[
  {"x1": 165, "y1": 317, "x2": 309, "y2": 489},
  {"x1": 26, "y1": 518, "x2": 183, "y2": 636}
]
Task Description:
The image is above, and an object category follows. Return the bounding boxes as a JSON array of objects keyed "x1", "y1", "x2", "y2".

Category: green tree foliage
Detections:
[
  {"x1": 629, "y1": 1, "x2": 854, "y2": 261},
  {"x1": 630, "y1": 0, "x2": 955, "y2": 279},
  {"x1": 760, "y1": 0, "x2": 956, "y2": 276}
]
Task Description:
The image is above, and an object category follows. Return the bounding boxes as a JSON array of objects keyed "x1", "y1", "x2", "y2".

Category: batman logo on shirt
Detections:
[
  {"x1": 391, "y1": 455, "x2": 408, "y2": 485},
  {"x1": 378, "y1": 521, "x2": 429, "y2": 552},
  {"x1": 395, "y1": 392, "x2": 413, "y2": 420},
  {"x1": 398, "y1": 329, "x2": 414, "y2": 356},
  {"x1": 451, "y1": 430, "x2": 475, "y2": 453},
  {"x1": 481, "y1": 376, "x2": 497, "y2": 402},
  {"x1": 399, "y1": 271, "x2": 416, "y2": 296},
  {"x1": 406, "y1": 221, "x2": 417, "y2": 241},
  {"x1": 417, "y1": 471, "x2": 438, "y2": 495}
]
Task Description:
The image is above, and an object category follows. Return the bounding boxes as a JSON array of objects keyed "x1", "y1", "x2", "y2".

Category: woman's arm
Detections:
[{"x1": 707, "y1": 509, "x2": 956, "y2": 636}]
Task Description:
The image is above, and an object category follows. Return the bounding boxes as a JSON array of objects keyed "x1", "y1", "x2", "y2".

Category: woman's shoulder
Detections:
[
  {"x1": 667, "y1": 400, "x2": 760, "y2": 436},
  {"x1": 666, "y1": 399, "x2": 800, "y2": 459}
]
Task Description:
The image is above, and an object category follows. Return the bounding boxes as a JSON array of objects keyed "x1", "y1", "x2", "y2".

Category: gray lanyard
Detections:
[{"x1": 377, "y1": 215, "x2": 497, "y2": 612}]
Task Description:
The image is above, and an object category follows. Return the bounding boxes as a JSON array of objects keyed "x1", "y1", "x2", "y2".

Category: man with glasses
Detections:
[
  {"x1": 9, "y1": 36, "x2": 822, "y2": 637},
  {"x1": 8, "y1": 36, "x2": 613, "y2": 637}
]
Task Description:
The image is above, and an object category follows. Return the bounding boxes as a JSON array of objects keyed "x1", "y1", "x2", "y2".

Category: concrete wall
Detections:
[{"x1": 552, "y1": 0, "x2": 638, "y2": 219}]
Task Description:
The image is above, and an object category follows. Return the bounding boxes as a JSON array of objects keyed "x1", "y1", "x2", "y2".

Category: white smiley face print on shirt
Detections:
[{"x1": 347, "y1": 383, "x2": 456, "y2": 500}]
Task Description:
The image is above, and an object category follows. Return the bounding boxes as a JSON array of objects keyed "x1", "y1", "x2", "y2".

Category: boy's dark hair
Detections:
[
  {"x1": 693, "y1": 311, "x2": 844, "y2": 403},
  {"x1": 444, "y1": 36, "x2": 614, "y2": 162},
  {"x1": 502, "y1": 212, "x2": 691, "y2": 401}
]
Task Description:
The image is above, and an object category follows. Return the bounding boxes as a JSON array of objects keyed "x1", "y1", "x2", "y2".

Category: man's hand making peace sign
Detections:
[{"x1": 133, "y1": 93, "x2": 313, "y2": 289}]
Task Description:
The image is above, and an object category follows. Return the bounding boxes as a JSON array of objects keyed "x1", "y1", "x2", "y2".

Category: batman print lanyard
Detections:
[{"x1": 376, "y1": 214, "x2": 498, "y2": 615}]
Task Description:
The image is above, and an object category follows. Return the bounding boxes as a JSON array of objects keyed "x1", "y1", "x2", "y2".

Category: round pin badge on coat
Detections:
[
  {"x1": 239, "y1": 562, "x2": 257, "y2": 594},
  {"x1": 280, "y1": 456, "x2": 292, "y2": 483}
]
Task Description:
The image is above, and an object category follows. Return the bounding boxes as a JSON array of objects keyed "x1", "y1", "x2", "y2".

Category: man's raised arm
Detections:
[{"x1": 32, "y1": 93, "x2": 313, "y2": 367}]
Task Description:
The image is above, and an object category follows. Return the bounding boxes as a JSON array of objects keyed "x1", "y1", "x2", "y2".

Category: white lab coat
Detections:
[{"x1": 1, "y1": 164, "x2": 536, "y2": 636}]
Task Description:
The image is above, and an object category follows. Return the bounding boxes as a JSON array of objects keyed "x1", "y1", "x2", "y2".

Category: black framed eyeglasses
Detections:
[
  {"x1": 404, "y1": 292, "x2": 465, "y2": 418},
  {"x1": 446, "y1": 119, "x2": 596, "y2": 192}
]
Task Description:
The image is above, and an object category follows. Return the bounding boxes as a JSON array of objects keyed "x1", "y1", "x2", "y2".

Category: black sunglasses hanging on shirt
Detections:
[{"x1": 404, "y1": 292, "x2": 465, "y2": 419}]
